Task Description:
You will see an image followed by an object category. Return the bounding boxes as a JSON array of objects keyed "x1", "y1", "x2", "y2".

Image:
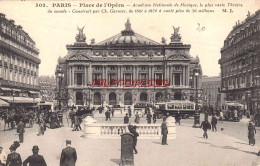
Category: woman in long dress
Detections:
[{"x1": 248, "y1": 121, "x2": 256, "y2": 145}]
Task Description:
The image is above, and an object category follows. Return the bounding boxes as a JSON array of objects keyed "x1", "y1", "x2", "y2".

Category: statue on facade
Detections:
[
  {"x1": 170, "y1": 26, "x2": 181, "y2": 43},
  {"x1": 75, "y1": 26, "x2": 86, "y2": 42},
  {"x1": 161, "y1": 37, "x2": 166, "y2": 44},
  {"x1": 90, "y1": 38, "x2": 95, "y2": 45}
]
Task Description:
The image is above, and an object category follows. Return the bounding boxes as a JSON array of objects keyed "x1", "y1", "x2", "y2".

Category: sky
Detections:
[{"x1": 0, "y1": 0, "x2": 259, "y2": 77}]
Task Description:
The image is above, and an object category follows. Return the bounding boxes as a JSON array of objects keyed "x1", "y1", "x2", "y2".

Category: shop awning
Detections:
[
  {"x1": 0, "y1": 99, "x2": 9, "y2": 107},
  {"x1": 0, "y1": 96, "x2": 41, "y2": 104},
  {"x1": 12, "y1": 89, "x2": 21, "y2": 92},
  {"x1": 0, "y1": 87, "x2": 12, "y2": 91}
]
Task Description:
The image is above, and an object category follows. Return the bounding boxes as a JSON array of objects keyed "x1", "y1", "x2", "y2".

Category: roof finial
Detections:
[{"x1": 125, "y1": 18, "x2": 132, "y2": 31}]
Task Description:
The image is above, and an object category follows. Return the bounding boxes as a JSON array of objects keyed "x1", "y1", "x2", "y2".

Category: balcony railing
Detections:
[{"x1": 0, "y1": 79, "x2": 40, "y2": 89}]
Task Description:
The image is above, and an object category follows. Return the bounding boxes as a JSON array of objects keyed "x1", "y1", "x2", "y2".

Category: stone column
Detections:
[
  {"x1": 88, "y1": 64, "x2": 92, "y2": 84},
  {"x1": 72, "y1": 66, "x2": 74, "y2": 86},
  {"x1": 84, "y1": 65, "x2": 87, "y2": 86},
  {"x1": 182, "y1": 66, "x2": 185, "y2": 86}
]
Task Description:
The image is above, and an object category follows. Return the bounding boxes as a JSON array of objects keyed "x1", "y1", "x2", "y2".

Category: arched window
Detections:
[
  {"x1": 94, "y1": 92, "x2": 101, "y2": 105},
  {"x1": 140, "y1": 92, "x2": 148, "y2": 101},
  {"x1": 109, "y1": 92, "x2": 116, "y2": 105},
  {"x1": 76, "y1": 91, "x2": 83, "y2": 105},
  {"x1": 124, "y1": 92, "x2": 132, "y2": 105}
]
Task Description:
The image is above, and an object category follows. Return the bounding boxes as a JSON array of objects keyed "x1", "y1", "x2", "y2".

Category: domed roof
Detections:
[{"x1": 97, "y1": 18, "x2": 160, "y2": 46}]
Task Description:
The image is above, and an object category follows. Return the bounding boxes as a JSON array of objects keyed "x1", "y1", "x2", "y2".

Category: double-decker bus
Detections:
[{"x1": 155, "y1": 100, "x2": 195, "y2": 118}]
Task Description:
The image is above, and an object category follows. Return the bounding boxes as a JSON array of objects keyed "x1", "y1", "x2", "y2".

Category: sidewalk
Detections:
[{"x1": 1, "y1": 121, "x2": 260, "y2": 166}]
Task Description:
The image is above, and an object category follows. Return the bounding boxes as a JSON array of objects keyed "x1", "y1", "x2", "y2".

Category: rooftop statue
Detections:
[
  {"x1": 170, "y1": 26, "x2": 182, "y2": 43},
  {"x1": 75, "y1": 26, "x2": 86, "y2": 42}
]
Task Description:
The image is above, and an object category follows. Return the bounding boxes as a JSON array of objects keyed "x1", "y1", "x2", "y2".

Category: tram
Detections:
[{"x1": 155, "y1": 100, "x2": 196, "y2": 118}]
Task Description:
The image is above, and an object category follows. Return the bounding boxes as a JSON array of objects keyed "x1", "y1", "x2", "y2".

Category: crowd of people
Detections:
[{"x1": 0, "y1": 140, "x2": 77, "y2": 166}]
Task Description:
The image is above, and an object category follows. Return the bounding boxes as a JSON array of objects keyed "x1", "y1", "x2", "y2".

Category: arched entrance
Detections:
[
  {"x1": 140, "y1": 92, "x2": 148, "y2": 102},
  {"x1": 155, "y1": 92, "x2": 163, "y2": 102},
  {"x1": 124, "y1": 92, "x2": 132, "y2": 105},
  {"x1": 109, "y1": 92, "x2": 116, "y2": 105},
  {"x1": 76, "y1": 91, "x2": 83, "y2": 105},
  {"x1": 174, "y1": 91, "x2": 182, "y2": 100},
  {"x1": 94, "y1": 92, "x2": 101, "y2": 105}
]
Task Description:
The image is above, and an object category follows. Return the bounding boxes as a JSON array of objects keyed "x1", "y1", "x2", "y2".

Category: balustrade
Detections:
[{"x1": 83, "y1": 116, "x2": 176, "y2": 139}]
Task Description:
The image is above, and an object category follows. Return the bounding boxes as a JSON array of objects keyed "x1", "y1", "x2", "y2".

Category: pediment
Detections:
[
  {"x1": 167, "y1": 54, "x2": 189, "y2": 60},
  {"x1": 67, "y1": 54, "x2": 90, "y2": 61}
]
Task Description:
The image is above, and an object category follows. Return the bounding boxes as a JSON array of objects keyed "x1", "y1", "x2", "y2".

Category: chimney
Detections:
[
  {"x1": 17, "y1": 25, "x2": 23, "y2": 31},
  {"x1": 0, "y1": 13, "x2": 5, "y2": 18},
  {"x1": 10, "y1": 19, "x2": 15, "y2": 24}
]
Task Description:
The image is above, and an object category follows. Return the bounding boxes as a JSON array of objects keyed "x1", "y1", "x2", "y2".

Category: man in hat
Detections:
[
  {"x1": 23, "y1": 146, "x2": 47, "y2": 166},
  {"x1": 60, "y1": 140, "x2": 77, "y2": 166},
  {"x1": 6, "y1": 142, "x2": 22, "y2": 166},
  {"x1": 17, "y1": 119, "x2": 25, "y2": 143},
  {"x1": 124, "y1": 113, "x2": 129, "y2": 124},
  {"x1": 129, "y1": 125, "x2": 139, "y2": 154},
  {"x1": 161, "y1": 116, "x2": 168, "y2": 145}
]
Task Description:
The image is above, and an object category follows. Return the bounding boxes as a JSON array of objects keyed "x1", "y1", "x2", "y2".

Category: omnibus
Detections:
[
  {"x1": 221, "y1": 101, "x2": 243, "y2": 121},
  {"x1": 38, "y1": 101, "x2": 58, "y2": 112},
  {"x1": 156, "y1": 100, "x2": 195, "y2": 118}
]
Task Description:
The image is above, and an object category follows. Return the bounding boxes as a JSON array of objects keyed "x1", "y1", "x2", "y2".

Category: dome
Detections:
[{"x1": 97, "y1": 18, "x2": 160, "y2": 46}]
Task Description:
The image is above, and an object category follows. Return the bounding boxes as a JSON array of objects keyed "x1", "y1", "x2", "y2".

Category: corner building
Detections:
[
  {"x1": 58, "y1": 19, "x2": 201, "y2": 107},
  {"x1": 0, "y1": 13, "x2": 40, "y2": 106},
  {"x1": 219, "y1": 10, "x2": 260, "y2": 113}
]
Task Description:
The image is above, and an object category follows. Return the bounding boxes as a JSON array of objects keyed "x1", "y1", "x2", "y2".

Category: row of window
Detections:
[
  {"x1": 224, "y1": 21, "x2": 259, "y2": 49},
  {"x1": 0, "y1": 21, "x2": 36, "y2": 49},
  {"x1": 0, "y1": 67, "x2": 37, "y2": 85},
  {"x1": 72, "y1": 73, "x2": 183, "y2": 86}
]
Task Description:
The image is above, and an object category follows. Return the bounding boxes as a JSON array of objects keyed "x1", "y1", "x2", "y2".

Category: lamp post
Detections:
[
  {"x1": 87, "y1": 82, "x2": 91, "y2": 108},
  {"x1": 57, "y1": 66, "x2": 64, "y2": 111},
  {"x1": 193, "y1": 67, "x2": 200, "y2": 128},
  {"x1": 11, "y1": 89, "x2": 15, "y2": 111}
]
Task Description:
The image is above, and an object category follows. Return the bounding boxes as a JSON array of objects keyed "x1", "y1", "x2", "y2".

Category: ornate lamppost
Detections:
[
  {"x1": 193, "y1": 67, "x2": 200, "y2": 128},
  {"x1": 56, "y1": 66, "x2": 64, "y2": 111}
]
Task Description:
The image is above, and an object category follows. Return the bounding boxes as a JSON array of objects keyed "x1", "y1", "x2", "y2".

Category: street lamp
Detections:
[
  {"x1": 57, "y1": 66, "x2": 64, "y2": 111},
  {"x1": 193, "y1": 67, "x2": 200, "y2": 128},
  {"x1": 87, "y1": 82, "x2": 91, "y2": 108},
  {"x1": 11, "y1": 89, "x2": 15, "y2": 111}
]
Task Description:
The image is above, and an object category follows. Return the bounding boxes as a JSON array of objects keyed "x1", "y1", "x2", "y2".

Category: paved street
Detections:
[{"x1": 0, "y1": 113, "x2": 260, "y2": 166}]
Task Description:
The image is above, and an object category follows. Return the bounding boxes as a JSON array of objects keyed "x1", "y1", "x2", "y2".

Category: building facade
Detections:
[
  {"x1": 57, "y1": 19, "x2": 202, "y2": 107},
  {"x1": 39, "y1": 75, "x2": 56, "y2": 101},
  {"x1": 0, "y1": 13, "x2": 40, "y2": 106},
  {"x1": 219, "y1": 10, "x2": 260, "y2": 113},
  {"x1": 201, "y1": 75, "x2": 225, "y2": 108}
]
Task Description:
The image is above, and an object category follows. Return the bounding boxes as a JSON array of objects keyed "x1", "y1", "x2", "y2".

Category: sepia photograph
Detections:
[{"x1": 0, "y1": 0, "x2": 259, "y2": 165}]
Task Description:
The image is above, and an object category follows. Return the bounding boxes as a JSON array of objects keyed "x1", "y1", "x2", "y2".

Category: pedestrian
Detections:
[
  {"x1": 152, "y1": 112, "x2": 156, "y2": 123},
  {"x1": 58, "y1": 110, "x2": 63, "y2": 126},
  {"x1": 105, "y1": 110, "x2": 111, "y2": 121},
  {"x1": 129, "y1": 125, "x2": 139, "y2": 154},
  {"x1": 60, "y1": 140, "x2": 77, "y2": 166},
  {"x1": 161, "y1": 117, "x2": 168, "y2": 145},
  {"x1": 204, "y1": 110, "x2": 209, "y2": 121},
  {"x1": 17, "y1": 119, "x2": 25, "y2": 143},
  {"x1": 37, "y1": 115, "x2": 45, "y2": 136},
  {"x1": 111, "y1": 107, "x2": 114, "y2": 117},
  {"x1": 6, "y1": 141, "x2": 22, "y2": 166},
  {"x1": 69, "y1": 110, "x2": 75, "y2": 128},
  {"x1": 200, "y1": 118, "x2": 211, "y2": 139},
  {"x1": 175, "y1": 112, "x2": 181, "y2": 125},
  {"x1": 124, "y1": 113, "x2": 129, "y2": 124},
  {"x1": 23, "y1": 145, "x2": 47, "y2": 166},
  {"x1": 211, "y1": 115, "x2": 218, "y2": 132},
  {"x1": 134, "y1": 112, "x2": 140, "y2": 124},
  {"x1": 248, "y1": 121, "x2": 256, "y2": 145},
  {"x1": 0, "y1": 147, "x2": 7, "y2": 166},
  {"x1": 146, "y1": 112, "x2": 152, "y2": 124},
  {"x1": 73, "y1": 116, "x2": 79, "y2": 131},
  {"x1": 128, "y1": 107, "x2": 132, "y2": 118},
  {"x1": 219, "y1": 110, "x2": 223, "y2": 122}
]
